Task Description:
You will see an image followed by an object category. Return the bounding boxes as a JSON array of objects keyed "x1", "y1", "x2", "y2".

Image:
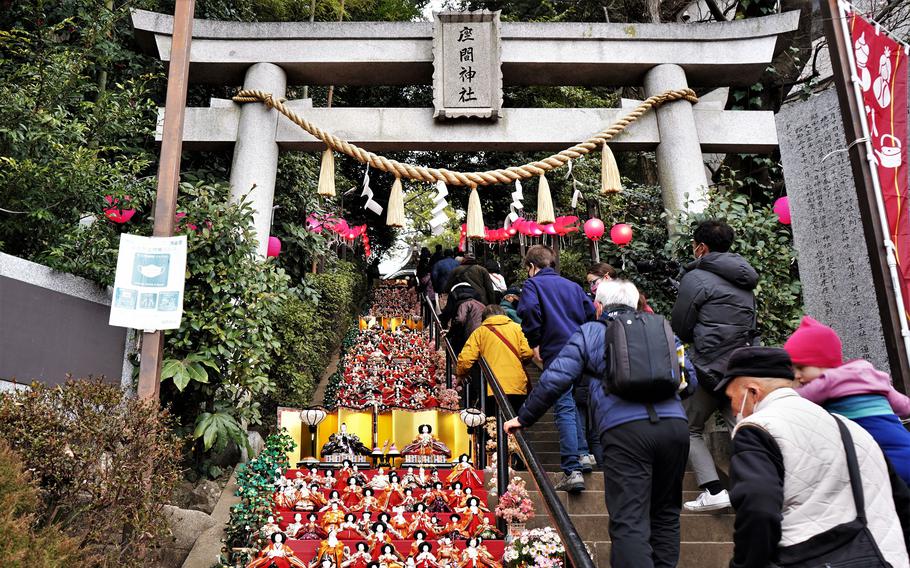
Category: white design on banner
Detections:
[
  {"x1": 855, "y1": 32, "x2": 872, "y2": 91},
  {"x1": 360, "y1": 165, "x2": 383, "y2": 215},
  {"x1": 875, "y1": 134, "x2": 903, "y2": 169},
  {"x1": 873, "y1": 47, "x2": 893, "y2": 108},
  {"x1": 430, "y1": 180, "x2": 449, "y2": 235}
]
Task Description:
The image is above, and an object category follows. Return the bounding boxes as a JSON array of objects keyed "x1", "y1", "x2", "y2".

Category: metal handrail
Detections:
[{"x1": 422, "y1": 293, "x2": 596, "y2": 568}]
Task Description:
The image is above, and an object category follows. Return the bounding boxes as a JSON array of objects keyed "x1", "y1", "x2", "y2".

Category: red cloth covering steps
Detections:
[
  {"x1": 275, "y1": 511, "x2": 496, "y2": 531},
  {"x1": 287, "y1": 538, "x2": 505, "y2": 559},
  {"x1": 283, "y1": 469, "x2": 486, "y2": 482}
]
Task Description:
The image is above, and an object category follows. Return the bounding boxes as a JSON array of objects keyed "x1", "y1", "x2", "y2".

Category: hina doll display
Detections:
[
  {"x1": 286, "y1": 513, "x2": 305, "y2": 539},
  {"x1": 320, "y1": 423, "x2": 372, "y2": 461},
  {"x1": 367, "y1": 522, "x2": 394, "y2": 556},
  {"x1": 401, "y1": 425, "x2": 452, "y2": 459},
  {"x1": 407, "y1": 503, "x2": 436, "y2": 538},
  {"x1": 457, "y1": 538, "x2": 500, "y2": 568},
  {"x1": 260, "y1": 516, "x2": 282, "y2": 539},
  {"x1": 247, "y1": 532, "x2": 308, "y2": 568},
  {"x1": 414, "y1": 542, "x2": 440, "y2": 568},
  {"x1": 423, "y1": 482, "x2": 451, "y2": 513},
  {"x1": 377, "y1": 543, "x2": 404, "y2": 568},
  {"x1": 321, "y1": 502, "x2": 345, "y2": 533},
  {"x1": 298, "y1": 513, "x2": 325, "y2": 540},
  {"x1": 341, "y1": 542, "x2": 373, "y2": 568},
  {"x1": 312, "y1": 529, "x2": 346, "y2": 568},
  {"x1": 338, "y1": 513, "x2": 365, "y2": 540},
  {"x1": 446, "y1": 455, "x2": 482, "y2": 491}
]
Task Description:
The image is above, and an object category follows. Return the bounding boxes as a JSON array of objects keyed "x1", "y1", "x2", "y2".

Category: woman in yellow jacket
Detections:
[{"x1": 456, "y1": 304, "x2": 534, "y2": 413}]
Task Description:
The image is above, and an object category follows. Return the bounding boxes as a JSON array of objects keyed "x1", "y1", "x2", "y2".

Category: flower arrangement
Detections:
[
  {"x1": 436, "y1": 386, "x2": 460, "y2": 410},
  {"x1": 495, "y1": 476, "x2": 535, "y2": 523},
  {"x1": 502, "y1": 527, "x2": 566, "y2": 568}
]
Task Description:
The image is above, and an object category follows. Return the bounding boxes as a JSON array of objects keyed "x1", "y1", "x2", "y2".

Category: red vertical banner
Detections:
[{"x1": 848, "y1": 14, "x2": 910, "y2": 319}]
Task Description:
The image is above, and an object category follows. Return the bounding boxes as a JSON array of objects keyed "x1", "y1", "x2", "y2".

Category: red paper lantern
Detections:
[
  {"x1": 583, "y1": 218, "x2": 605, "y2": 240},
  {"x1": 773, "y1": 196, "x2": 791, "y2": 225},
  {"x1": 542, "y1": 223, "x2": 558, "y2": 235},
  {"x1": 267, "y1": 236, "x2": 282, "y2": 257},
  {"x1": 610, "y1": 223, "x2": 633, "y2": 246},
  {"x1": 103, "y1": 195, "x2": 135, "y2": 224}
]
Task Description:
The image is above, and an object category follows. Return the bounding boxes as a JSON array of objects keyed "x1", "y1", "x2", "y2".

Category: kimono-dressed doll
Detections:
[
  {"x1": 312, "y1": 529, "x2": 346, "y2": 568},
  {"x1": 408, "y1": 530, "x2": 429, "y2": 557},
  {"x1": 286, "y1": 513, "x2": 306, "y2": 539},
  {"x1": 321, "y1": 501, "x2": 345, "y2": 533},
  {"x1": 341, "y1": 541, "x2": 372, "y2": 568},
  {"x1": 401, "y1": 425, "x2": 452, "y2": 458},
  {"x1": 414, "y1": 542, "x2": 441, "y2": 568},
  {"x1": 473, "y1": 516, "x2": 501, "y2": 540},
  {"x1": 457, "y1": 499, "x2": 487, "y2": 536},
  {"x1": 338, "y1": 513, "x2": 365, "y2": 540},
  {"x1": 435, "y1": 538, "x2": 459, "y2": 568},
  {"x1": 295, "y1": 484, "x2": 326, "y2": 511},
  {"x1": 367, "y1": 467, "x2": 391, "y2": 491},
  {"x1": 400, "y1": 467, "x2": 420, "y2": 490},
  {"x1": 320, "y1": 469, "x2": 337, "y2": 491},
  {"x1": 455, "y1": 488, "x2": 488, "y2": 513},
  {"x1": 307, "y1": 467, "x2": 323, "y2": 485},
  {"x1": 447, "y1": 484, "x2": 465, "y2": 510},
  {"x1": 440, "y1": 514, "x2": 466, "y2": 541},
  {"x1": 457, "y1": 538, "x2": 500, "y2": 568},
  {"x1": 356, "y1": 511, "x2": 374, "y2": 537},
  {"x1": 381, "y1": 474, "x2": 406, "y2": 509},
  {"x1": 426, "y1": 469, "x2": 442, "y2": 490},
  {"x1": 446, "y1": 455, "x2": 482, "y2": 491},
  {"x1": 276, "y1": 484, "x2": 298, "y2": 509},
  {"x1": 337, "y1": 460, "x2": 354, "y2": 489},
  {"x1": 389, "y1": 506, "x2": 410, "y2": 538},
  {"x1": 350, "y1": 465, "x2": 368, "y2": 487},
  {"x1": 407, "y1": 503, "x2": 436, "y2": 539},
  {"x1": 423, "y1": 482, "x2": 450, "y2": 513},
  {"x1": 260, "y1": 516, "x2": 282, "y2": 539},
  {"x1": 342, "y1": 477, "x2": 364, "y2": 509},
  {"x1": 247, "y1": 532, "x2": 308, "y2": 568},
  {"x1": 298, "y1": 513, "x2": 325, "y2": 540},
  {"x1": 400, "y1": 488, "x2": 419, "y2": 511},
  {"x1": 375, "y1": 512, "x2": 402, "y2": 539},
  {"x1": 367, "y1": 521, "x2": 394, "y2": 557},
  {"x1": 321, "y1": 490, "x2": 347, "y2": 513},
  {"x1": 356, "y1": 488, "x2": 381, "y2": 512},
  {"x1": 377, "y1": 543, "x2": 404, "y2": 568}
]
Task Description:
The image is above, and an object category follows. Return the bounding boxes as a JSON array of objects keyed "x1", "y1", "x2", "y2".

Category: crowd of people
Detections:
[{"x1": 422, "y1": 220, "x2": 910, "y2": 568}]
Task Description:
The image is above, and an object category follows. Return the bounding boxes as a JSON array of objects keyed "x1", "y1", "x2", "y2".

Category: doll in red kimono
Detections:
[
  {"x1": 446, "y1": 455, "x2": 483, "y2": 491},
  {"x1": 337, "y1": 512, "x2": 365, "y2": 540},
  {"x1": 341, "y1": 541, "x2": 372, "y2": 568},
  {"x1": 414, "y1": 541, "x2": 441, "y2": 568},
  {"x1": 407, "y1": 503, "x2": 437, "y2": 539},
  {"x1": 342, "y1": 477, "x2": 364, "y2": 509},
  {"x1": 247, "y1": 532, "x2": 308, "y2": 568}
]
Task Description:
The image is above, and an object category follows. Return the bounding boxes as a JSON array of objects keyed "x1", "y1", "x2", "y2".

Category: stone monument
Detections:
[{"x1": 778, "y1": 88, "x2": 890, "y2": 371}]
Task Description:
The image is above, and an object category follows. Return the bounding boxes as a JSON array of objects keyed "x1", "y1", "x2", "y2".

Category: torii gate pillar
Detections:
[
  {"x1": 645, "y1": 64, "x2": 710, "y2": 216},
  {"x1": 229, "y1": 62, "x2": 287, "y2": 257}
]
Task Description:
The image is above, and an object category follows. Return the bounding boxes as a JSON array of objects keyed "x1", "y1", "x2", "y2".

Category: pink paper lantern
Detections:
[
  {"x1": 267, "y1": 236, "x2": 282, "y2": 257},
  {"x1": 583, "y1": 218, "x2": 605, "y2": 240},
  {"x1": 542, "y1": 223, "x2": 558, "y2": 236},
  {"x1": 773, "y1": 196, "x2": 791, "y2": 225},
  {"x1": 610, "y1": 223, "x2": 633, "y2": 247}
]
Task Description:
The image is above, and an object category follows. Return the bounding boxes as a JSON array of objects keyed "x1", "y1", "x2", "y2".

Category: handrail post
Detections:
[
  {"x1": 496, "y1": 407, "x2": 509, "y2": 534},
  {"x1": 445, "y1": 344, "x2": 453, "y2": 389},
  {"x1": 477, "y1": 370, "x2": 487, "y2": 470}
]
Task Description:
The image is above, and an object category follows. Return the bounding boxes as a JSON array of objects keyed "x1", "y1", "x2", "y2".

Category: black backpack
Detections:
[{"x1": 601, "y1": 309, "x2": 681, "y2": 405}]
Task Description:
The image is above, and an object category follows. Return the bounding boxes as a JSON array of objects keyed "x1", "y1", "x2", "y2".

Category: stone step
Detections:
[
  {"x1": 504, "y1": 490, "x2": 710, "y2": 516},
  {"x1": 523, "y1": 470, "x2": 701, "y2": 492},
  {"x1": 526, "y1": 513, "x2": 734, "y2": 542},
  {"x1": 586, "y1": 541, "x2": 733, "y2": 568}
]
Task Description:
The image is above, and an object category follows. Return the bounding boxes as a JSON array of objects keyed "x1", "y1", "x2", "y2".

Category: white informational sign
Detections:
[{"x1": 109, "y1": 234, "x2": 187, "y2": 330}]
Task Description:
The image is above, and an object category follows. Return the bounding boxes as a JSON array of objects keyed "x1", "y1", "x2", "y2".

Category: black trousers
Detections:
[{"x1": 600, "y1": 418, "x2": 690, "y2": 568}]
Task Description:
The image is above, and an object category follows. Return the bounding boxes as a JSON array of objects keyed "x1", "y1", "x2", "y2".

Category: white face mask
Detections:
[{"x1": 735, "y1": 391, "x2": 752, "y2": 424}]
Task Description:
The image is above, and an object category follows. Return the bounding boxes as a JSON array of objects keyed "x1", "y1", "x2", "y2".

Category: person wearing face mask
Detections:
[
  {"x1": 586, "y1": 262, "x2": 617, "y2": 318},
  {"x1": 785, "y1": 315, "x2": 910, "y2": 485},
  {"x1": 672, "y1": 219, "x2": 759, "y2": 512},
  {"x1": 721, "y1": 347, "x2": 910, "y2": 568}
]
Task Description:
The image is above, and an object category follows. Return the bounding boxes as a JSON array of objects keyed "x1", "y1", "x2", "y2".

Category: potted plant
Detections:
[
  {"x1": 495, "y1": 476, "x2": 535, "y2": 537},
  {"x1": 502, "y1": 527, "x2": 568, "y2": 568}
]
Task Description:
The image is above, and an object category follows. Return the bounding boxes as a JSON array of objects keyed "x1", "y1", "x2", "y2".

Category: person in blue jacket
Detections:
[
  {"x1": 505, "y1": 279, "x2": 690, "y2": 568},
  {"x1": 516, "y1": 245, "x2": 596, "y2": 492}
]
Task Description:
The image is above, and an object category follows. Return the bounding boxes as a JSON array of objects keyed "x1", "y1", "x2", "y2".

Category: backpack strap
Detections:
[{"x1": 485, "y1": 324, "x2": 530, "y2": 384}]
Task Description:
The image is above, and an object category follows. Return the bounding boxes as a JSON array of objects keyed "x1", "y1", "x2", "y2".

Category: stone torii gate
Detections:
[{"x1": 132, "y1": 9, "x2": 799, "y2": 256}]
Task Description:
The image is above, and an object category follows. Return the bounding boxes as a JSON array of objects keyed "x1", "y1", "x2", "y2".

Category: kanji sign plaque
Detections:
[{"x1": 433, "y1": 10, "x2": 502, "y2": 120}]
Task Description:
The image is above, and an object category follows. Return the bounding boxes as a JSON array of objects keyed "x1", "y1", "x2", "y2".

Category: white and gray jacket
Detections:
[{"x1": 729, "y1": 388, "x2": 910, "y2": 568}]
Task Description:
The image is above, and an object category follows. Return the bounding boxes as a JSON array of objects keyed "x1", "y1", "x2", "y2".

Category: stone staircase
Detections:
[{"x1": 510, "y1": 409, "x2": 735, "y2": 567}]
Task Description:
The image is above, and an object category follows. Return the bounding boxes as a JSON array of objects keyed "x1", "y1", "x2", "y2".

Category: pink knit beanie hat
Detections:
[{"x1": 783, "y1": 315, "x2": 844, "y2": 368}]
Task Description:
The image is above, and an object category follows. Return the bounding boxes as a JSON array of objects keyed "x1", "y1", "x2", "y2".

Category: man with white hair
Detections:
[
  {"x1": 720, "y1": 346, "x2": 910, "y2": 568},
  {"x1": 505, "y1": 279, "x2": 689, "y2": 568}
]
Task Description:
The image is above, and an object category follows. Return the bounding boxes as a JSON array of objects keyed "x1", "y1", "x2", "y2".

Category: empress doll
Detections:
[
  {"x1": 312, "y1": 529, "x2": 346, "y2": 568},
  {"x1": 401, "y1": 425, "x2": 452, "y2": 457},
  {"x1": 457, "y1": 538, "x2": 500, "y2": 568},
  {"x1": 247, "y1": 532, "x2": 308, "y2": 568},
  {"x1": 341, "y1": 542, "x2": 373, "y2": 568},
  {"x1": 446, "y1": 455, "x2": 482, "y2": 491}
]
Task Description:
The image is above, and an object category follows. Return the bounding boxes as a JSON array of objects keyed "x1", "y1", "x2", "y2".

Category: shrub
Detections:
[
  {"x1": 0, "y1": 380, "x2": 182, "y2": 567},
  {"x1": 0, "y1": 440, "x2": 82, "y2": 567}
]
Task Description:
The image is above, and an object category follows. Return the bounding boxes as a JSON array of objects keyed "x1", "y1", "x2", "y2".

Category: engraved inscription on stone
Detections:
[
  {"x1": 778, "y1": 88, "x2": 889, "y2": 372},
  {"x1": 433, "y1": 10, "x2": 502, "y2": 120}
]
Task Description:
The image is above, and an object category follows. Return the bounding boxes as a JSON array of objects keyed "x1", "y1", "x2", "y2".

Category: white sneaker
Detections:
[
  {"x1": 683, "y1": 489, "x2": 731, "y2": 512},
  {"x1": 579, "y1": 454, "x2": 597, "y2": 472}
]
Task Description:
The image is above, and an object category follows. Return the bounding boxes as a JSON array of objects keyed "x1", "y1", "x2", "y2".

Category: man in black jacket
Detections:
[{"x1": 671, "y1": 220, "x2": 758, "y2": 512}]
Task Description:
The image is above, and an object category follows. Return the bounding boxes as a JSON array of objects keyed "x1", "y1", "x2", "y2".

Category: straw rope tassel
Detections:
[
  {"x1": 317, "y1": 149, "x2": 336, "y2": 197},
  {"x1": 601, "y1": 144, "x2": 623, "y2": 194},
  {"x1": 536, "y1": 174, "x2": 555, "y2": 225},
  {"x1": 386, "y1": 177, "x2": 406, "y2": 227},
  {"x1": 466, "y1": 187, "x2": 485, "y2": 239}
]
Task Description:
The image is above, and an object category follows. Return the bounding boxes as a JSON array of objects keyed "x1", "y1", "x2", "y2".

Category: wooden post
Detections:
[
  {"x1": 137, "y1": 0, "x2": 195, "y2": 401},
  {"x1": 820, "y1": 0, "x2": 910, "y2": 389}
]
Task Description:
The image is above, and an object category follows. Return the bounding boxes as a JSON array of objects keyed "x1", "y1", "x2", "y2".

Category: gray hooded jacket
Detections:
[{"x1": 671, "y1": 251, "x2": 758, "y2": 390}]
